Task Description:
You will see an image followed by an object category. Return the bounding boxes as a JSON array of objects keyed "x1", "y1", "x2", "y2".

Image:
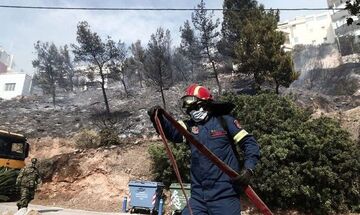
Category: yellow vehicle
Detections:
[
  {"x1": 0, "y1": 129, "x2": 29, "y2": 169},
  {"x1": 0, "y1": 130, "x2": 29, "y2": 201}
]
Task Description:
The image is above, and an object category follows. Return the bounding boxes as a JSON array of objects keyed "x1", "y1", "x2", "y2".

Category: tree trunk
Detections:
[
  {"x1": 158, "y1": 65, "x2": 166, "y2": 110},
  {"x1": 160, "y1": 85, "x2": 166, "y2": 110},
  {"x1": 51, "y1": 85, "x2": 56, "y2": 107},
  {"x1": 99, "y1": 68, "x2": 110, "y2": 114},
  {"x1": 69, "y1": 74, "x2": 74, "y2": 91},
  {"x1": 137, "y1": 69, "x2": 143, "y2": 88},
  {"x1": 121, "y1": 77, "x2": 128, "y2": 97},
  {"x1": 253, "y1": 72, "x2": 262, "y2": 93},
  {"x1": 206, "y1": 47, "x2": 222, "y2": 96}
]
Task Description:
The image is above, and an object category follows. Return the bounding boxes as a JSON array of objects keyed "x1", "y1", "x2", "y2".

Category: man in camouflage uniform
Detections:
[{"x1": 16, "y1": 158, "x2": 42, "y2": 210}]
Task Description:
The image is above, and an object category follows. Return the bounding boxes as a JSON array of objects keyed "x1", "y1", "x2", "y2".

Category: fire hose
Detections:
[{"x1": 154, "y1": 108, "x2": 273, "y2": 215}]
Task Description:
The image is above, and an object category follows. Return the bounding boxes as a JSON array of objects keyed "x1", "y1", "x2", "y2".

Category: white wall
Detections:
[
  {"x1": 22, "y1": 75, "x2": 32, "y2": 96},
  {"x1": 0, "y1": 74, "x2": 32, "y2": 100},
  {"x1": 278, "y1": 12, "x2": 336, "y2": 48}
]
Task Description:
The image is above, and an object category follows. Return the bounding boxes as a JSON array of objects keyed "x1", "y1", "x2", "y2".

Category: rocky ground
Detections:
[{"x1": 0, "y1": 84, "x2": 187, "y2": 139}]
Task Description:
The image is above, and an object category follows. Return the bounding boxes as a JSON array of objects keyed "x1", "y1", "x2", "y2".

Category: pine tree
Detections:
[
  {"x1": 32, "y1": 41, "x2": 63, "y2": 106},
  {"x1": 179, "y1": 20, "x2": 201, "y2": 80},
  {"x1": 72, "y1": 21, "x2": 125, "y2": 114},
  {"x1": 192, "y1": 0, "x2": 222, "y2": 95},
  {"x1": 220, "y1": 0, "x2": 298, "y2": 92},
  {"x1": 219, "y1": 0, "x2": 258, "y2": 59},
  {"x1": 143, "y1": 27, "x2": 173, "y2": 109}
]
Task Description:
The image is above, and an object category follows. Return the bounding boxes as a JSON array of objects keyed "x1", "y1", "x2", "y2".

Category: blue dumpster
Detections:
[{"x1": 128, "y1": 180, "x2": 164, "y2": 214}]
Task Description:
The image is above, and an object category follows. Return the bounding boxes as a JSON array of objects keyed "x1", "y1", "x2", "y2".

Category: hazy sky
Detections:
[{"x1": 0, "y1": 0, "x2": 328, "y2": 74}]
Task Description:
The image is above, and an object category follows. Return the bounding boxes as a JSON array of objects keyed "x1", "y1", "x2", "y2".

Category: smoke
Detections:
[{"x1": 290, "y1": 43, "x2": 360, "y2": 96}]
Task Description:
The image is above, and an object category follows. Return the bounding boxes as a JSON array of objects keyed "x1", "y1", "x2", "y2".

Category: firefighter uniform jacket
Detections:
[{"x1": 159, "y1": 114, "x2": 260, "y2": 201}]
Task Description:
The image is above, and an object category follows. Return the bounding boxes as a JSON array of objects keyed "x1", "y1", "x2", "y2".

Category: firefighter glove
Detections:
[
  {"x1": 147, "y1": 105, "x2": 162, "y2": 133},
  {"x1": 147, "y1": 105, "x2": 162, "y2": 121},
  {"x1": 232, "y1": 169, "x2": 253, "y2": 187}
]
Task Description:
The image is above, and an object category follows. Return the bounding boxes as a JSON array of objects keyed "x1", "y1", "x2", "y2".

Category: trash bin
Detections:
[
  {"x1": 169, "y1": 183, "x2": 191, "y2": 215},
  {"x1": 128, "y1": 180, "x2": 165, "y2": 214}
]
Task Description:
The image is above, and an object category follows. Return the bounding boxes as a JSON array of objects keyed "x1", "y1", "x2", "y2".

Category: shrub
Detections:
[
  {"x1": 149, "y1": 93, "x2": 360, "y2": 214},
  {"x1": 224, "y1": 93, "x2": 360, "y2": 214},
  {"x1": 99, "y1": 128, "x2": 120, "y2": 147},
  {"x1": 73, "y1": 129, "x2": 100, "y2": 149},
  {"x1": 0, "y1": 167, "x2": 20, "y2": 201},
  {"x1": 223, "y1": 93, "x2": 311, "y2": 138},
  {"x1": 148, "y1": 142, "x2": 190, "y2": 187}
]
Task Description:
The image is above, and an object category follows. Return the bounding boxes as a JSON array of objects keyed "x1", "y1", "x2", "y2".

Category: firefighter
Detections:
[
  {"x1": 16, "y1": 158, "x2": 42, "y2": 210},
  {"x1": 148, "y1": 84, "x2": 260, "y2": 215}
]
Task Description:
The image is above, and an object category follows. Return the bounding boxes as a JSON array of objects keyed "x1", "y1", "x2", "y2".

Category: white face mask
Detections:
[{"x1": 189, "y1": 107, "x2": 208, "y2": 122}]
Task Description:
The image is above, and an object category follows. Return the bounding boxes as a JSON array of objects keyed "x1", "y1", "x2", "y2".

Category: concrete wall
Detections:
[{"x1": 0, "y1": 74, "x2": 32, "y2": 100}]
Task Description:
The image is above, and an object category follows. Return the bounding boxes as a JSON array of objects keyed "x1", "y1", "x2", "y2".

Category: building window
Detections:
[
  {"x1": 324, "y1": 37, "x2": 328, "y2": 42},
  {"x1": 5, "y1": 83, "x2": 16, "y2": 91}
]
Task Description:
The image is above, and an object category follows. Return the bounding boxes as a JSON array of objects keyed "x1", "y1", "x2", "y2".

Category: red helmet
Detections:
[
  {"x1": 184, "y1": 84, "x2": 213, "y2": 100},
  {"x1": 181, "y1": 84, "x2": 213, "y2": 108}
]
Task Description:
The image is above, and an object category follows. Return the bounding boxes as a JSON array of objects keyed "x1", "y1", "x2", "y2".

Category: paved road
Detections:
[{"x1": 0, "y1": 202, "x2": 133, "y2": 215}]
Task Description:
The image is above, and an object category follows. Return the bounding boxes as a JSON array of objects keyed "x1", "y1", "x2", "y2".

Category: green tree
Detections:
[
  {"x1": 32, "y1": 41, "x2": 63, "y2": 106},
  {"x1": 345, "y1": 1, "x2": 360, "y2": 25},
  {"x1": 192, "y1": 0, "x2": 222, "y2": 95},
  {"x1": 58, "y1": 45, "x2": 76, "y2": 91},
  {"x1": 234, "y1": 9, "x2": 297, "y2": 92},
  {"x1": 220, "y1": 0, "x2": 297, "y2": 92},
  {"x1": 108, "y1": 41, "x2": 130, "y2": 96},
  {"x1": 271, "y1": 48, "x2": 299, "y2": 94},
  {"x1": 219, "y1": 0, "x2": 258, "y2": 59},
  {"x1": 179, "y1": 20, "x2": 202, "y2": 80},
  {"x1": 143, "y1": 27, "x2": 173, "y2": 109},
  {"x1": 72, "y1": 21, "x2": 124, "y2": 114},
  {"x1": 172, "y1": 48, "x2": 192, "y2": 82}
]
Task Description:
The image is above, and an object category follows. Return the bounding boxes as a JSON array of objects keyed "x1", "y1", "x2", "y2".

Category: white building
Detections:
[
  {"x1": 75, "y1": 65, "x2": 109, "y2": 90},
  {"x1": 327, "y1": 0, "x2": 360, "y2": 37},
  {"x1": 0, "y1": 73, "x2": 32, "y2": 100},
  {"x1": 278, "y1": 12, "x2": 336, "y2": 49}
]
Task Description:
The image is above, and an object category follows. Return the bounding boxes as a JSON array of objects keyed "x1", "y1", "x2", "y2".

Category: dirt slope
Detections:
[{"x1": 28, "y1": 137, "x2": 156, "y2": 212}]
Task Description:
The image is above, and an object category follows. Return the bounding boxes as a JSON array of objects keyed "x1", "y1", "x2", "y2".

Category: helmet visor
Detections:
[{"x1": 181, "y1": 96, "x2": 200, "y2": 108}]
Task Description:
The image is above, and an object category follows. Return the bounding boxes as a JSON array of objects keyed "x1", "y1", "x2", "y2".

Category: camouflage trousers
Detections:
[{"x1": 17, "y1": 187, "x2": 35, "y2": 209}]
